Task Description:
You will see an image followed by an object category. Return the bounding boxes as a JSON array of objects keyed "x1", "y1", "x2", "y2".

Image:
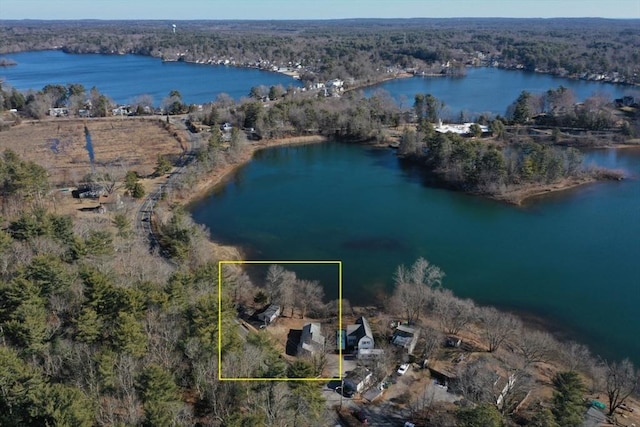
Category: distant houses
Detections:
[
  {"x1": 48, "y1": 107, "x2": 69, "y2": 117},
  {"x1": 297, "y1": 322, "x2": 325, "y2": 357},
  {"x1": 434, "y1": 119, "x2": 490, "y2": 135}
]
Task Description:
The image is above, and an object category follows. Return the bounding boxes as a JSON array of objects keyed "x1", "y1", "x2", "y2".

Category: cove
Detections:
[
  {"x1": 364, "y1": 67, "x2": 633, "y2": 117},
  {"x1": 0, "y1": 50, "x2": 301, "y2": 105},
  {"x1": 189, "y1": 143, "x2": 640, "y2": 365}
]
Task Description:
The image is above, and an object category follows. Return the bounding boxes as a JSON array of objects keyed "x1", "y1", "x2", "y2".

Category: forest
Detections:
[
  {"x1": 0, "y1": 18, "x2": 639, "y2": 426},
  {"x1": 0, "y1": 18, "x2": 639, "y2": 85}
]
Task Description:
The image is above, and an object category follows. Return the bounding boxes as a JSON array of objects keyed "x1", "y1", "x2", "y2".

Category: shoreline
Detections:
[
  {"x1": 492, "y1": 175, "x2": 599, "y2": 205},
  {"x1": 164, "y1": 134, "x2": 638, "y2": 366},
  {"x1": 170, "y1": 134, "x2": 328, "y2": 260},
  {"x1": 177, "y1": 135, "x2": 329, "y2": 208}
]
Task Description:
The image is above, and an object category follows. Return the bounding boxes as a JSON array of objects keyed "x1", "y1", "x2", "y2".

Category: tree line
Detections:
[
  {"x1": 388, "y1": 257, "x2": 639, "y2": 426},
  {"x1": 1, "y1": 18, "x2": 638, "y2": 85},
  {"x1": 0, "y1": 149, "x2": 637, "y2": 425}
]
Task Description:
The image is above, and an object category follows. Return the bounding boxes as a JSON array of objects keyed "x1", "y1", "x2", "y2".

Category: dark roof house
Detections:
[
  {"x1": 344, "y1": 367, "x2": 373, "y2": 393},
  {"x1": 391, "y1": 325, "x2": 420, "y2": 354},
  {"x1": 346, "y1": 316, "x2": 374, "y2": 351}
]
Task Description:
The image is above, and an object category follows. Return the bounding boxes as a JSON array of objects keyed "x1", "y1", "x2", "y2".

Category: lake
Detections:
[
  {"x1": 189, "y1": 143, "x2": 640, "y2": 365},
  {"x1": 0, "y1": 50, "x2": 301, "y2": 105},
  {"x1": 364, "y1": 67, "x2": 635, "y2": 117},
  {"x1": 3, "y1": 50, "x2": 638, "y2": 363}
]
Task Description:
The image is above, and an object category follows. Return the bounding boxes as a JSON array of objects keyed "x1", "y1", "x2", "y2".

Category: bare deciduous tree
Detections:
[
  {"x1": 603, "y1": 358, "x2": 638, "y2": 416},
  {"x1": 295, "y1": 279, "x2": 324, "y2": 319},
  {"x1": 479, "y1": 306, "x2": 521, "y2": 353},
  {"x1": 420, "y1": 326, "x2": 443, "y2": 362},
  {"x1": 515, "y1": 329, "x2": 558, "y2": 367},
  {"x1": 433, "y1": 289, "x2": 476, "y2": 335},
  {"x1": 265, "y1": 264, "x2": 285, "y2": 303},
  {"x1": 392, "y1": 257, "x2": 444, "y2": 324},
  {"x1": 277, "y1": 269, "x2": 297, "y2": 317}
]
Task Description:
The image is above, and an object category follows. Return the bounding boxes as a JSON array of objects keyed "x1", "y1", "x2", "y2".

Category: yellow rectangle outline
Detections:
[{"x1": 218, "y1": 260, "x2": 343, "y2": 381}]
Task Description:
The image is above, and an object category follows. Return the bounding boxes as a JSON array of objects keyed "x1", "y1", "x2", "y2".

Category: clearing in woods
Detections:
[{"x1": 1, "y1": 117, "x2": 187, "y2": 187}]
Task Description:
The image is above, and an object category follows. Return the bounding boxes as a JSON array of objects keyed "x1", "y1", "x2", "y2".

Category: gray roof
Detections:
[
  {"x1": 299, "y1": 322, "x2": 325, "y2": 354},
  {"x1": 262, "y1": 304, "x2": 280, "y2": 318},
  {"x1": 392, "y1": 325, "x2": 418, "y2": 348},
  {"x1": 347, "y1": 316, "x2": 373, "y2": 341},
  {"x1": 345, "y1": 366, "x2": 372, "y2": 384}
]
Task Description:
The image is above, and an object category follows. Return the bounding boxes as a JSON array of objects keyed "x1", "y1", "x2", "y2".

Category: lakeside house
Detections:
[
  {"x1": 257, "y1": 304, "x2": 281, "y2": 325},
  {"x1": 434, "y1": 119, "x2": 489, "y2": 135},
  {"x1": 346, "y1": 316, "x2": 375, "y2": 352},
  {"x1": 391, "y1": 324, "x2": 420, "y2": 355},
  {"x1": 297, "y1": 322, "x2": 325, "y2": 357},
  {"x1": 71, "y1": 184, "x2": 106, "y2": 199}
]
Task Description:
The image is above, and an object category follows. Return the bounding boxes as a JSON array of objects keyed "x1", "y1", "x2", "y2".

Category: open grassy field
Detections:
[{"x1": 1, "y1": 116, "x2": 186, "y2": 187}]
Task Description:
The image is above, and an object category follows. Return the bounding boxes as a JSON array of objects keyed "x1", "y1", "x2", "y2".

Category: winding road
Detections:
[{"x1": 134, "y1": 116, "x2": 200, "y2": 263}]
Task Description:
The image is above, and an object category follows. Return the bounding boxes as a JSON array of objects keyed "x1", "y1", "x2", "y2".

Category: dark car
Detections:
[
  {"x1": 354, "y1": 410, "x2": 368, "y2": 424},
  {"x1": 335, "y1": 386, "x2": 355, "y2": 398}
]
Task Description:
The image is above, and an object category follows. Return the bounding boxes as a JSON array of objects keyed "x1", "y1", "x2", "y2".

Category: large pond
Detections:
[
  {"x1": 3, "y1": 49, "x2": 638, "y2": 363},
  {"x1": 0, "y1": 50, "x2": 301, "y2": 104},
  {"x1": 363, "y1": 67, "x2": 635, "y2": 117},
  {"x1": 189, "y1": 143, "x2": 640, "y2": 365}
]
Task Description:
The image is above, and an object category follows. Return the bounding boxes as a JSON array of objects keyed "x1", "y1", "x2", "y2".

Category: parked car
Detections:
[{"x1": 397, "y1": 363, "x2": 410, "y2": 375}]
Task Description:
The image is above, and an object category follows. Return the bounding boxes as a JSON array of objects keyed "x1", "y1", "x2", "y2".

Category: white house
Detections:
[
  {"x1": 326, "y1": 79, "x2": 344, "y2": 89},
  {"x1": 257, "y1": 304, "x2": 281, "y2": 325},
  {"x1": 434, "y1": 119, "x2": 489, "y2": 135},
  {"x1": 346, "y1": 317, "x2": 374, "y2": 352},
  {"x1": 344, "y1": 367, "x2": 373, "y2": 393}
]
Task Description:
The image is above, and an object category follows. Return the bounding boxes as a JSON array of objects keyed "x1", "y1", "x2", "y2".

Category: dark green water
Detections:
[{"x1": 190, "y1": 143, "x2": 640, "y2": 364}]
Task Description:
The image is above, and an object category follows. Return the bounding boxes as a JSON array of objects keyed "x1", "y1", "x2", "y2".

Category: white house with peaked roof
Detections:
[
  {"x1": 346, "y1": 317, "x2": 374, "y2": 351},
  {"x1": 257, "y1": 304, "x2": 281, "y2": 325}
]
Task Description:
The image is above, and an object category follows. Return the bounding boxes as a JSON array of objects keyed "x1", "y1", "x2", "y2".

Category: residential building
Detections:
[
  {"x1": 297, "y1": 322, "x2": 325, "y2": 357},
  {"x1": 346, "y1": 316, "x2": 374, "y2": 351},
  {"x1": 391, "y1": 325, "x2": 420, "y2": 354},
  {"x1": 257, "y1": 304, "x2": 281, "y2": 325},
  {"x1": 343, "y1": 367, "x2": 373, "y2": 393}
]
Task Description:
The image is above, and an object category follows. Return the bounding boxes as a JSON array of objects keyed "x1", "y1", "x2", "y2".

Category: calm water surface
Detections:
[
  {"x1": 0, "y1": 50, "x2": 300, "y2": 104},
  {"x1": 364, "y1": 67, "x2": 633, "y2": 116},
  {"x1": 190, "y1": 143, "x2": 640, "y2": 364},
  {"x1": 3, "y1": 50, "x2": 638, "y2": 363}
]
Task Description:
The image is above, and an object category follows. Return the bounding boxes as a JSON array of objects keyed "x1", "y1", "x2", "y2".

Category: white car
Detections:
[{"x1": 397, "y1": 363, "x2": 410, "y2": 375}]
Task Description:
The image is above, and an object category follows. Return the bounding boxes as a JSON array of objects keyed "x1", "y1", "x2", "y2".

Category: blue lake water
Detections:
[
  {"x1": 190, "y1": 143, "x2": 640, "y2": 365},
  {"x1": 2, "y1": 49, "x2": 638, "y2": 364},
  {"x1": 364, "y1": 67, "x2": 634, "y2": 117},
  {"x1": 0, "y1": 50, "x2": 301, "y2": 105}
]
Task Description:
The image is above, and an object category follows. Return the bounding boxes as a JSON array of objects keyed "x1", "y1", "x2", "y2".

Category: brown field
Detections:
[{"x1": 1, "y1": 116, "x2": 186, "y2": 187}]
